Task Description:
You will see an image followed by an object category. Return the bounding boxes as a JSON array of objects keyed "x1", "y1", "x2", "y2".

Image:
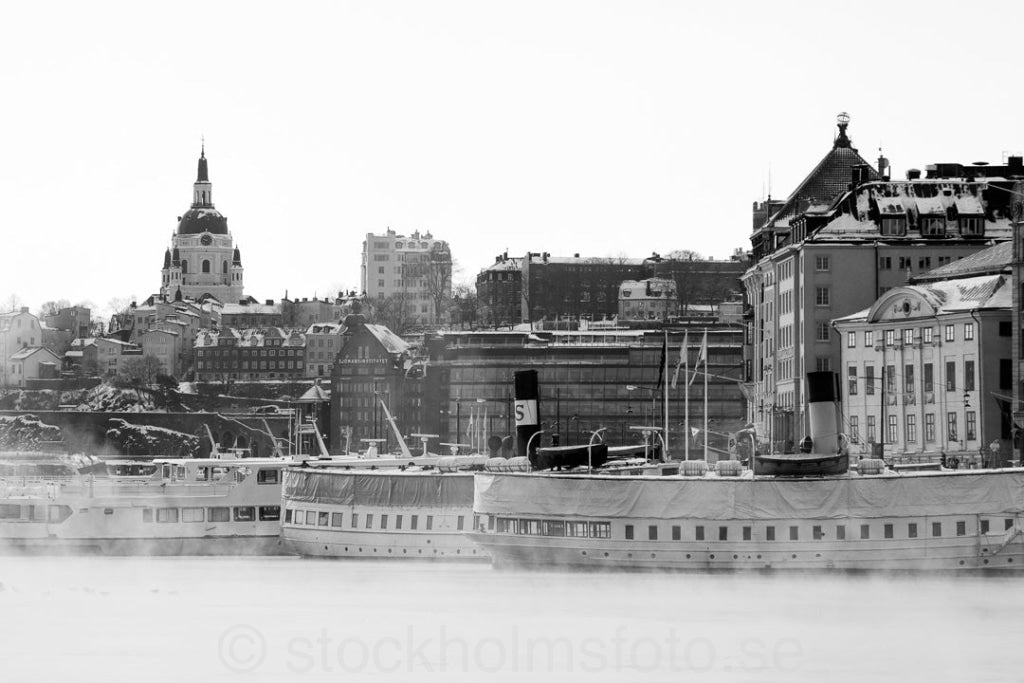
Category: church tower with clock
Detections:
[{"x1": 160, "y1": 145, "x2": 244, "y2": 304}]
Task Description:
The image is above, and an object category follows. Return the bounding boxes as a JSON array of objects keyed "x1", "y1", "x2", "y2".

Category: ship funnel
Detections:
[
  {"x1": 513, "y1": 369, "x2": 541, "y2": 459},
  {"x1": 806, "y1": 371, "x2": 840, "y2": 455}
]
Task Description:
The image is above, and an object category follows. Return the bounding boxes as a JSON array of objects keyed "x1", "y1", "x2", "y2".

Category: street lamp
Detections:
[{"x1": 588, "y1": 427, "x2": 607, "y2": 473}]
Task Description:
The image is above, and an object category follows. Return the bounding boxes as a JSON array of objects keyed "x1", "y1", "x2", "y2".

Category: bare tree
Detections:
[
  {"x1": 450, "y1": 282, "x2": 477, "y2": 330},
  {"x1": 37, "y1": 299, "x2": 72, "y2": 318},
  {"x1": 422, "y1": 243, "x2": 453, "y2": 323},
  {"x1": 1, "y1": 293, "x2": 23, "y2": 314},
  {"x1": 369, "y1": 293, "x2": 416, "y2": 335},
  {"x1": 118, "y1": 355, "x2": 165, "y2": 386},
  {"x1": 106, "y1": 297, "x2": 135, "y2": 334},
  {"x1": 667, "y1": 249, "x2": 703, "y2": 261}
]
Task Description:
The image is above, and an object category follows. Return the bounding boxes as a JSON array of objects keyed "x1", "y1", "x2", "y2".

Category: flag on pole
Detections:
[
  {"x1": 671, "y1": 330, "x2": 688, "y2": 389},
  {"x1": 689, "y1": 330, "x2": 707, "y2": 386}
]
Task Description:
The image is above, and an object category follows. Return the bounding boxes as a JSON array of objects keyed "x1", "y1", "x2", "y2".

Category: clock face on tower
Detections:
[{"x1": 200, "y1": 233, "x2": 212, "y2": 246}]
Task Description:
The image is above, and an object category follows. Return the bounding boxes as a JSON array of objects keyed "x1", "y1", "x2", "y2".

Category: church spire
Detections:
[{"x1": 192, "y1": 141, "x2": 213, "y2": 208}]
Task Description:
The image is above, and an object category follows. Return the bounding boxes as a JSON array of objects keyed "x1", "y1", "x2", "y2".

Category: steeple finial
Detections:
[
  {"x1": 196, "y1": 138, "x2": 209, "y2": 183},
  {"x1": 834, "y1": 112, "x2": 852, "y2": 149}
]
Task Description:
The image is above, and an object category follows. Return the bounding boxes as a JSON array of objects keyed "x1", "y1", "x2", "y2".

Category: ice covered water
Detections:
[{"x1": 1, "y1": 557, "x2": 1022, "y2": 682}]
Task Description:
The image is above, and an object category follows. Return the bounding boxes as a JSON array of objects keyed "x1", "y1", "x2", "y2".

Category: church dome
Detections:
[{"x1": 177, "y1": 207, "x2": 228, "y2": 235}]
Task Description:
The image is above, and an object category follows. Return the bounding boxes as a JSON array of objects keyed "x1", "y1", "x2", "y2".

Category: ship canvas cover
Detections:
[
  {"x1": 284, "y1": 469, "x2": 472, "y2": 508},
  {"x1": 474, "y1": 472, "x2": 1024, "y2": 521}
]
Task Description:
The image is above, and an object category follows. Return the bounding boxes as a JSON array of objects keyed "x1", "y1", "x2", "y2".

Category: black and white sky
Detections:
[{"x1": 3, "y1": 0, "x2": 1023, "y2": 316}]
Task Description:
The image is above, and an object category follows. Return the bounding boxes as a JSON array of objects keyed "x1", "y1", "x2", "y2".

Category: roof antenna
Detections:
[{"x1": 201, "y1": 134, "x2": 205, "y2": 158}]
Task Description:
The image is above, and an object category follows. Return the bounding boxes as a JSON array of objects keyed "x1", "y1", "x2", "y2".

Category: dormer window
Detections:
[
  {"x1": 958, "y1": 217, "x2": 984, "y2": 236},
  {"x1": 919, "y1": 217, "x2": 946, "y2": 237},
  {"x1": 880, "y1": 217, "x2": 906, "y2": 236}
]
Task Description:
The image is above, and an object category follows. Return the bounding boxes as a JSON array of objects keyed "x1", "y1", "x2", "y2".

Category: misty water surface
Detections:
[{"x1": 0, "y1": 557, "x2": 1020, "y2": 682}]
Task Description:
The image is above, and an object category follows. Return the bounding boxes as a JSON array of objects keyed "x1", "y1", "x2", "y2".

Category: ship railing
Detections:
[
  {"x1": 56, "y1": 481, "x2": 238, "y2": 497},
  {"x1": 0, "y1": 475, "x2": 79, "y2": 486}
]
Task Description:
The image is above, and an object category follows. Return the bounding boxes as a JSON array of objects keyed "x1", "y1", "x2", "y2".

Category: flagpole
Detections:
[
  {"x1": 663, "y1": 328, "x2": 670, "y2": 455},
  {"x1": 685, "y1": 351, "x2": 690, "y2": 461},
  {"x1": 703, "y1": 328, "x2": 709, "y2": 462}
]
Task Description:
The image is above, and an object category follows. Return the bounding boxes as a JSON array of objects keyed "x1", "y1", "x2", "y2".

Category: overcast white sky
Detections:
[{"x1": 3, "y1": 0, "x2": 1024, "y2": 319}]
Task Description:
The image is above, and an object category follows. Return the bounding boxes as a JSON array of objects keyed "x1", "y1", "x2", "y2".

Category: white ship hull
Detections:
[
  {"x1": 469, "y1": 469, "x2": 1024, "y2": 572},
  {"x1": 282, "y1": 468, "x2": 488, "y2": 561},
  {"x1": 0, "y1": 458, "x2": 291, "y2": 556}
]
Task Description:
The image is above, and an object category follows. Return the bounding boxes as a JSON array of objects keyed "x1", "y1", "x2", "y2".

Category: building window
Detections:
[
  {"x1": 864, "y1": 331, "x2": 874, "y2": 347},
  {"x1": 885, "y1": 329, "x2": 895, "y2": 347},
  {"x1": 848, "y1": 366, "x2": 858, "y2": 395},
  {"x1": 885, "y1": 365, "x2": 896, "y2": 394},
  {"x1": 902, "y1": 329, "x2": 914, "y2": 345},
  {"x1": 860, "y1": 524, "x2": 870, "y2": 540},
  {"x1": 849, "y1": 416, "x2": 859, "y2": 441},
  {"x1": 904, "y1": 364, "x2": 915, "y2": 393},
  {"x1": 945, "y1": 325, "x2": 955, "y2": 342},
  {"x1": 924, "y1": 363, "x2": 934, "y2": 392},
  {"x1": 964, "y1": 323, "x2": 974, "y2": 341},
  {"x1": 695, "y1": 525, "x2": 704, "y2": 541},
  {"x1": 964, "y1": 360, "x2": 975, "y2": 391},
  {"x1": 765, "y1": 526, "x2": 775, "y2": 541},
  {"x1": 920, "y1": 217, "x2": 946, "y2": 236},
  {"x1": 905, "y1": 415, "x2": 917, "y2": 443},
  {"x1": 945, "y1": 361, "x2": 956, "y2": 391},
  {"x1": 887, "y1": 415, "x2": 898, "y2": 443},
  {"x1": 836, "y1": 525, "x2": 846, "y2": 540},
  {"x1": 865, "y1": 365, "x2": 875, "y2": 395},
  {"x1": 925, "y1": 413, "x2": 936, "y2": 442},
  {"x1": 816, "y1": 357, "x2": 831, "y2": 372},
  {"x1": 909, "y1": 523, "x2": 918, "y2": 538},
  {"x1": 966, "y1": 411, "x2": 977, "y2": 441},
  {"x1": 947, "y1": 412, "x2": 958, "y2": 441},
  {"x1": 815, "y1": 288, "x2": 830, "y2": 306},
  {"x1": 879, "y1": 256, "x2": 893, "y2": 269},
  {"x1": 816, "y1": 322, "x2": 830, "y2": 342},
  {"x1": 847, "y1": 331, "x2": 856, "y2": 348},
  {"x1": 923, "y1": 327, "x2": 933, "y2": 344}
]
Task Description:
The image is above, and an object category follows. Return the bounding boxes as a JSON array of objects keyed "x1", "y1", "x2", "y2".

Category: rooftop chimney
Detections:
[{"x1": 907, "y1": 168, "x2": 922, "y2": 181}]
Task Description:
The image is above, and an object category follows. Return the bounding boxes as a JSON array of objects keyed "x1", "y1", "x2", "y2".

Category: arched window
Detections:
[
  {"x1": 181, "y1": 261, "x2": 188, "y2": 274},
  {"x1": 203, "y1": 260, "x2": 211, "y2": 273}
]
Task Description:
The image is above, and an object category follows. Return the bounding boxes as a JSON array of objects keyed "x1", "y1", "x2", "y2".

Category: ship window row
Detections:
[
  {"x1": 0, "y1": 503, "x2": 72, "y2": 523},
  {"x1": 488, "y1": 517, "x2": 1014, "y2": 541},
  {"x1": 140, "y1": 506, "x2": 280, "y2": 523},
  {"x1": 624, "y1": 519, "x2": 1009, "y2": 541},
  {"x1": 494, "y1": 517, "x2": 612, "y2": 539},
  {"x1": 284, "y1": 508, "x2": 473, "y2": 532}
]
